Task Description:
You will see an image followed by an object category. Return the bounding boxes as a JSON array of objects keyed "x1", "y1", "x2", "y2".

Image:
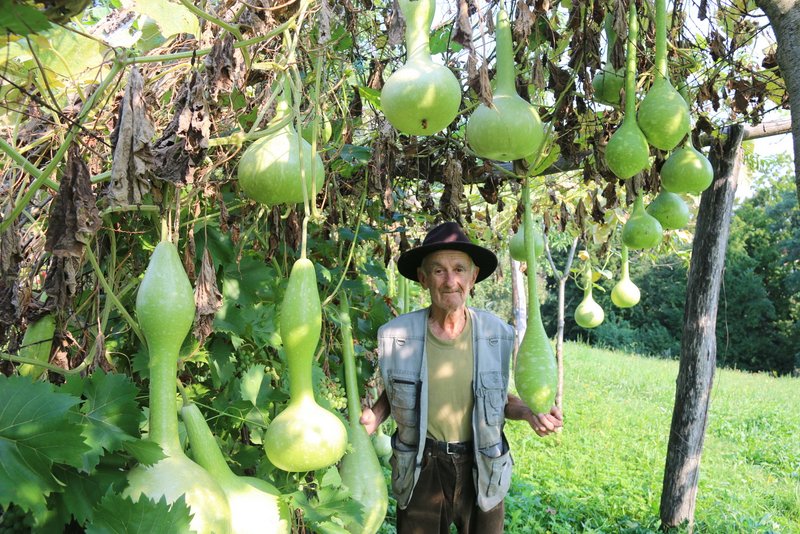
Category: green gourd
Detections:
[
  {"x1": 16, "y1": 313, "x2": 56, "y2": 379},
  {"x1": 263, "y1": 258, "x2": 347, "y2": 472},
  {"x1": 646, "y1": 190, "x2": 689, "y2": 230},
  {"x1": 372, "y1": 425, "x2": 393, "y2": 464},
  {"x1": 574, "y1": 261, "x2": 604, "y2": 329},
  {"x1": 660, "y1": 140, "x2": 714, "y2": 194},
  {"x1": 637, "y1": 0, "x2": 691, "y2": 150},
  {"x1": 509, "y1": 223, "x2": 544, "y2": 263},
  {"x1": 466, "y1": 9, "x2": 545, "y2": 162},
  {"x1": 604, "y1": 2, "x2": 650, "y2": 179},
  {"x1": 592, "y1": 12, "x2": 624, "y2": 106},
  {"x1": 380, "y1": 0, "x2": 461, "y2": 135},
  {"x1": 337, "y1": 295, "x2": 388, "y2": 534},
  {"x1": 125, "y1": 240, "x2": 232, "y2": 534},
  {"x1": 237, "y1": 77, "x2": 325, "y2": 206},
  {"x1": 611, "y1": 246, "x2": 640, "y2": 308},
  {"x1": 513, "y1": 180, "x2": 557, "y2": 414},
  {"x1": 622, "y1": 194, "x2": 663, "y2": 250},
  {"x1": 181, "y1": 402, "x2": 291, "y2": 534}
]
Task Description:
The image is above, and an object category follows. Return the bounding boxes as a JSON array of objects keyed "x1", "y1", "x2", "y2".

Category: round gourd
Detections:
[
  {"x1": 592, "y1": 66, "x2": 625, "y2": 106},
  {"x1": 509, "y1": 224, "x2": 544, "y2": 262},
  {"x1": 466, "y1": 9, "x2": 544, "y2": 161},
  {"x1": 622, "y1": 195, "x2": 664, "y2": 250},
  {"x1": 611, "y1": 246, "x2": 640, "y2": 308},
  {"x1": 661, "y1": 144, "x2": 713, "y2": 194},
  {"x1": 380, "y1": 0, "x2": 461, "y2": 135},
  {"x1": 646, "y1": 190, "x2": 690, "y2": 230}
]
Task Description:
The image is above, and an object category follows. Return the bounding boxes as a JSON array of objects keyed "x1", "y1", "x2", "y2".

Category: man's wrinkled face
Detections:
[{"x1": 418, "y1": 250, "x2": 479, "y2": 314}]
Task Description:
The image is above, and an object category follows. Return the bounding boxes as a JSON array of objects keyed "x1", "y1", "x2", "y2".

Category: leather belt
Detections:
[{"x1": 425, "y1": 437, "x2": 473, "y2": 455}]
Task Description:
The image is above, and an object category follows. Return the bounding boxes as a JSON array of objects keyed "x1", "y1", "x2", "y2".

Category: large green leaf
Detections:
[
  {"x1": 0, "y1": 376, "x2": 88, "y2": 517},
  {"x1": 86, "y1": 493, "x2": 193, "y2": 534},
  {"x1": 0, "y1": 3, "x2": 51, "y2": 35},
  {"x1": 130, "y1": 0, "x2": 201, "y2": 40}
]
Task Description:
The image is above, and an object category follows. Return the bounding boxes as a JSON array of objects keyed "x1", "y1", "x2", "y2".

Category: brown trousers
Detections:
[{"x1": 396, "y1": 443, "x2": 505, "y2": 534}]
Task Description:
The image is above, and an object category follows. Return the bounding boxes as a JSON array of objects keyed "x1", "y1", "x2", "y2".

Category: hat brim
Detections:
[{"x1": 397, "y1": 242, "x2": 497, "y2": 283}]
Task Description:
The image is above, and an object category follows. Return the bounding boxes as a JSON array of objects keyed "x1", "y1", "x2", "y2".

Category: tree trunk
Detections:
[
  {"x1": 659, "y1": 125, "x2": 746, "y2": 530},
  {"x1": 755, "y1": 0, "x2": 800, "y2": 202}
]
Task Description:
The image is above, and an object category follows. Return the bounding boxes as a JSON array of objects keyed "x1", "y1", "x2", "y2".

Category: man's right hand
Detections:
[{"x1": 360, "y1": 407, "x2": 379, "y2": 435}]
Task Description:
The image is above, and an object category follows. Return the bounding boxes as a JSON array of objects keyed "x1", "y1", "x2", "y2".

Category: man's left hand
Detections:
[{"x1": 527, "y1": 405, "x2": 563, "y2": 437}]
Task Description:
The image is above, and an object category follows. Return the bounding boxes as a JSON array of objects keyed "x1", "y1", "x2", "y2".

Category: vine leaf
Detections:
[
  {"x1": 0, "y1": 375, "x2": 88, "y2": 518},
  {"x1": 128, "y1": 0, "x2": 200, "y2": 39},
  {"x1": 0, "y1": 3, "x2": 51, "y2": 35},
  {"x1": 87, "y1": 493, "x2": 193, "y2": 534}
]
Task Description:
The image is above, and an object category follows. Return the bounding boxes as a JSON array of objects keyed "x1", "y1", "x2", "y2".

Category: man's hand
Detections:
[
  {"x1": 359, "y1": 389, "x2": 389, "y2": 435},
  {"x1": 505, "y1": 393, "x2": 563, "y2": 437},
  {"x1": 360, "y1": 406, "x2": 379, "y2": 435}
]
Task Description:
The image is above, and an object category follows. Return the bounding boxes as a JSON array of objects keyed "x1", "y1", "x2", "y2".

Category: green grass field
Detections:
[{"x1": 504, "y1": 342, "x2": 800, "y2": 533}]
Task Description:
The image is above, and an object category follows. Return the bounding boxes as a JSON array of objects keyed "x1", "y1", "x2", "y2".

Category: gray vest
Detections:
[{"x1": 377, "y1": 307, "x2": 515, "y2": 511}]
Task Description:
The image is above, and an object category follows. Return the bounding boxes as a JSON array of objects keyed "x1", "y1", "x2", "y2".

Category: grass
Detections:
[{"x1": 504, "y1": 341, "x2": 800, "y2": 533}]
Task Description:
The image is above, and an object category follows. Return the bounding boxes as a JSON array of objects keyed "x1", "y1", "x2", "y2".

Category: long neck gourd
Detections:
[
  {"x1": 513, "y1": 180, "x2": 557, "y2": 414},
  {"x1": 380, "y1": 0, "x2": 461, "y2": 136},
  {"x1": 622, "y1": 194, "x2": 664, "y2": 250},
  {"x1": 592, "y1": 11, "x2": 625, "y2": 106},
  {"x1": 611, "y1": 245, "x2": 641, "y2": 308},
  {"x1": 263, "y1": 258, "x2": 347, "y2": 472},
  {"x1": 237, "y1": 76, "x2": 325, "y2": 206},
  {"x1": 574, "y1": 261, "x2": 605, "y2": 329},
  {"x1": 337, "y1": 295, "x2": 388, "y2": 534},
  {"x1": 604, "y1": 2, "x2": 650, "y2": 179},
  {"x1": 125, "y1": 240, "x2": 232, "y2": 534},
  {"x1": 181, "y1": 402, "x2": 291, "y2": 534},
  {"x1": 637, "y1": 0, "x2": 690, "y2": 150},
  {"x1": 466, "y1": 8, "x2": 544, "y2": 162},
  {"x1": 660, "y1": 136, "x2": 714, "y2": 194}
]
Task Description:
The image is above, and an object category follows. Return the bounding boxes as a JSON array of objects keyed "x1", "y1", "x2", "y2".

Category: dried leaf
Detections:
[
  {"x1": 386, "y1": 0, "x2": 404, "y2": 47},
  {"x1": 451, "y1": 0, "x2": 473, "y2": 49},
  {"x1": 194, "y1": 248, "x2": 222, "y2": 343},
  {"x1": 478, "y1": 61, "x2": 493, "y2": 106},
  {"x1": 43, "y1": 256, "x2": 80, "y2": 311},
  {"x1": 0, "y1": 217, "x2": 21, "y2": 330},
  {"x1": 439, "y1": 156, "x2": 464, "y2": 222},
  {"x1": 204, "y1": 34, "x2": 246, "y2": 103},
  {"x1": 513, "y1": 1, "x2": 535, "y2": 44}
]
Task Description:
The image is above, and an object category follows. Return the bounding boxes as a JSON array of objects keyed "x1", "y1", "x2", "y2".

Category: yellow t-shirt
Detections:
[{"x1": 426, "y1": 315, "x2": 474, "y2": 443}]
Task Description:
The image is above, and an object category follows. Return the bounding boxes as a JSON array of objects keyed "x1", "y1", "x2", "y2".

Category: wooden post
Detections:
[{"x1": 659, "y1": 124, "x2": 746, "y2": 530}]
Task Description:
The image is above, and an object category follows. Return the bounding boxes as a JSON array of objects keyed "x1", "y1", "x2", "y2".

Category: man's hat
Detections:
[{"x1": 397, "y1": 222, "x2": 497, "y2": 283}]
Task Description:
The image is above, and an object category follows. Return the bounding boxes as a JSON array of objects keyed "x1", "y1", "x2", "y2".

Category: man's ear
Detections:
[
  {"x1": 471, "y1": 266, "x2": 480, "y2": 285},
  {"x1": 417, "y1": 268, "x2": 427, "y2": 289}
]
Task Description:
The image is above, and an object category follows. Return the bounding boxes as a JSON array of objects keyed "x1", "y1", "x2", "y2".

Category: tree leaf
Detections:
[
  {"x1": 0, "y1": 3, "x2": 51, "y2": 35},
  {"x1": 86, "y1": 493, "x2": 193, "y2": 534},
  {"x1": 130, "y1": 0, "x2": 201, "y2": 40}
]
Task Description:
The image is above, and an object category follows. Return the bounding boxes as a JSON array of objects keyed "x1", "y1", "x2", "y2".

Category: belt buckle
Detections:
[{"x1": 445, "y1": 441, "x2": 459, "y2": 454}]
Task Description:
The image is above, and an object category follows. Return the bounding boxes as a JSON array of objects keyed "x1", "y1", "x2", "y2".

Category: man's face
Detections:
[{"x1": 417, "y1": 250, "x2": 479, "y2": 315}]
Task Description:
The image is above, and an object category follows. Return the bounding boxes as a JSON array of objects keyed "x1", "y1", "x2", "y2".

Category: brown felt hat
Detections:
[{"x1": 397, "y1": 222, "x2": 497, "y2": 283}]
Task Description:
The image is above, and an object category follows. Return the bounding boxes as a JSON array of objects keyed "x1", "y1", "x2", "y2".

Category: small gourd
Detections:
[
  {"x1": 622, "y1": 194, "x2": 663, "y2": 249},
  {"x1": 16, "y1": 313, "x2": 56, "y2": 379},
  {"x1": 509, "y1": 223, "x2": 544, "y2": 262},
  {"x1": 637, "y1": 0, "x2": 691, "y2": 150},
  {"x1": 263, "y1": 258, "x2": 348, "y2": 472},
  {"x1": 574, "y1": 261, "x2": 604, "y2": 329},
  {"x1": 380, "y1": 0, "x2": 461, "y2": 135},
  {"x1": 604, "y1": 3, "x2": 650, "y2": 179},
  {"x1": 611, "y1": 246, "x2": 640, "y2": 308},
  {"x1": 592, "y1": 12, "x2": 624, "y2": 106},
  {"x1": 237, "y1": 78, "x2": 325, "y2": 206},
  {"x1": 646, "y1": 190, "x2": 689, "y2": 230},
  {"x1": 660, "y1": 141, "x2": 714, "y2": 194},
  {"x1": 466, "y1": 9, "x2": 545, "y2": 161}
]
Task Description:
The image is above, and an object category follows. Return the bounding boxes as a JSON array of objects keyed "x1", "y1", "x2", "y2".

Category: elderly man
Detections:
[{"x1": 361, "y1": 221, "x2": 562, "y2": 534}]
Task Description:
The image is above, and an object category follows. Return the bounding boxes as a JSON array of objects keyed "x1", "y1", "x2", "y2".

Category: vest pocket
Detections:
[
  {"x1": 475, "y1": 434, "x2": 513, "y2": 509},
  {"x1": 389, "y1": 377, "x2": 420, "y2": 446},
  {"x1": 479, "y1": 371, "x2": 506, "y2": 426},
  {"x1": 390, "y1": 436, "x2": 418, "y2": 509}
]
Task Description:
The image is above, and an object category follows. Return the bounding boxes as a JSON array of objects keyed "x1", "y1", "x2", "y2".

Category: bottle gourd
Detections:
[
  {"x1": 574, "y1": 261, "x2": 605, "y2": 329},
  {"x1": 622, "y1": 194, "x2": 663, "y2": 250},
  {"x1": 509, "y1": 223, "x2": 544, "y2": 263},
  {"x1": 592, "y1": 12, "x2": 624, "y2": 106},
  {"x1": 263, "y1": 258, "x2": 347, "y2": 472},
  {"x1": 660, "y1": 139, "x2": 713, "y2": 194},
  {"x1": 16, "y1": 313, "x2": 56, "y2": 379},
  {"x1": 466, "y1": 9, "x2": 544, "y2": 162},
  {"x1": 380, "y1": 0, "x2": 461, "y2": 136},
  {"x1": 611, "y1": 246, "x2": 640, "y2": 308},
  {"x1": 125, "y1": 240, "x2": 232, "y2": 534},
  {"x1": 646, "y1": 190, "x2": 689, "y2": 230}
]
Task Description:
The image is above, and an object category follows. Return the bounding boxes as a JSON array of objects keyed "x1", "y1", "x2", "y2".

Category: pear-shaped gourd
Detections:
[
  {"x1": 574, "y1": 262, "x2": 604, "y2": 329},
  {"x1": 380, "y1": 0, "x2": 461, "y2": 135},
  {"x1": 372, "y1": 425, "x2": 393, "y2": 465},
  {"x1": 605, "y1": 3, "x2": 650, "y2": 179},
  {"x1": 637, "y1": 0, "x2": 690, "y2": 150},
  {"x1": 592, "y1": 12, "x2": 624, "y2": 106},
  {"x1": 237, "y1": 79, "x2": 325, "y2": 206},
  {"x1": 181, "y1": 403, "x2": 291, "y2": 534},
  {"x1": 622, "y1": 195, "x2": 663, "y2": 249},
  {"x1": 16, "y1": 313, "x2": 56, "y2": 379},
  {"x1": 466, "y1": 9, "x2": 544, "y2": 162},
  {"x1": 337, "y1": 295, "x2": 388, "y2": 534},
  {"x1": 611, "y1": 246, "x2": 640, "y2": 308},
  {"x1": 509, "y1": 223, "x2": 544, "y2": 262},
  {"x1": 660, "y1": 142, "x2": 713, "y2": 194},
  {"x1": 514, "y1": 181, "x2": 557, "y2": 414},
  {"x1": 125, "y1": 241, "x2": 232, "y2": 534},
  {"x1": 646, "y1": 190, "x2": 689, "y2": 230},
  {"x1": 264, "y1": 258, "x2": 348, "y2": 472}
]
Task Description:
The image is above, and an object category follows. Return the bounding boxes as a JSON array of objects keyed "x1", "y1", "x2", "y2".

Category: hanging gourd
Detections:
[
  {"x1": 646, "y1": 190, "x2": 689, "y2": 230},
  {"x1": 16, "y1": 313, "x2": 56, "y2": 379},
  {"x1": 622, "y1": 194, "x2": 663, "y2": 249},
  {"x1": 263, "y1": 258, "x2": 348, "y2": 472},
  {"x1": 466, "y1": 9, "x2": 545, "y2": 162},
  {"x1": 125, "y1": 240, "x2": 232, "y2": 534},
  {"x1": 380, "y1": 0, "x2": 461, "y2": 136},
  {"x1": 637, "y1": 0, "x2": 691, "y2": 150},
  {"x1": 237, "y1": 77, "x2": 325, "y2": 206},
  {"x1": 660, "y1": 139, "x2": 714, "y2": 194},
  {"x1": 513, "y1": 179, "x2": 557, "y2": 414},
  {"x1": 592, "y1": 12, "x2": 625, "y2": 106},
  {"x1": 337, "y1": 295, "x2": 388, "y2": 534},
  {"x1": 574, "y1": 259, "x2": 605, "y2": 329},
  {"x1": 509, "y1": 222, "x2": 544, "y2": 263},
  {"x1": 604, "y1": 2, "x2": 651, "y2": 179},
  {"x1": 181, "y1": 402, "x2": 291, "y2": 534},
  {"x1": 611, "y1": 245, "x2": 640, "y2": 308}
]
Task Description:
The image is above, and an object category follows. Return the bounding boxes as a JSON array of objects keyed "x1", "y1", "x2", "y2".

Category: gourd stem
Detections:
[
  {"x1": 604, "y1": 12, "x2": 616, "y2": 64},
  {"x1": 620, "y1": 245, "x2": 631, "y2": 279},
  {"x1": 401, "y1": 0, "x2": 435, "y2": 61},
  {"x1": 181, "y1": 403, "x2": 234, "y2": 477},
  {"x1": 522, "y1": 178, "x2": 541, "y2": 325},
  {"x1": 623, "y1": 2, "x2": 639, "y2": 120},
  {"x1": 339, "y1": 295, "x2": 362, "y2": 424},
  {"x1": 584, "y1": 260, "x2": 594, "y2": 298},
  {"x1": 148, "y1": 348, "x2": 183, "y2": 455},
  {"x1": 654, "y1": 0, "x2": 668, "y2": 79},
  {"x1": 288, "y1": 350, "x2": 314, "y2": 400},
  {"x1": 494, "y1": 9, "x2": 516, "y2": 96}
]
